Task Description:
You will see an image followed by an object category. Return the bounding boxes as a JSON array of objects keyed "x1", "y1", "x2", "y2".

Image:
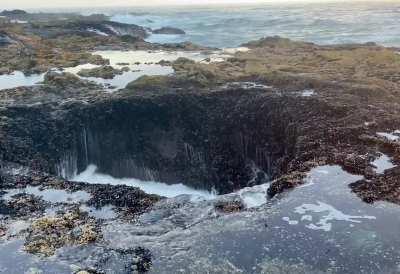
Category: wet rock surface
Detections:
[
  {"x1": 1, "y1": 14, "x2": 400, "y2": 272},
  {"x1": 24, "y1": 209, "x2": 99, "y2": 256}
]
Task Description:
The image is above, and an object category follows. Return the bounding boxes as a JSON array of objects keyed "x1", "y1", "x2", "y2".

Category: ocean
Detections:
[{"x1": 103, "y1": 1, "x2": 400, "y2": 48}]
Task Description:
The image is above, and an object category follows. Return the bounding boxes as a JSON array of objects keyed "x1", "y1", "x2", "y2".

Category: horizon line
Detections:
[{"x1": 3, "y1": 0, "x2": 398, "y2": 11}]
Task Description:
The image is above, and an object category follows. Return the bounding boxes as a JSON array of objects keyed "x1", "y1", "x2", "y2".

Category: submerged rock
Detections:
[
  {"x1": 214, "y1": 200, "x2": 245, "y2": 213},
  {"x1": 24, "y1": 209, "x2": 99, "y2": 256}
]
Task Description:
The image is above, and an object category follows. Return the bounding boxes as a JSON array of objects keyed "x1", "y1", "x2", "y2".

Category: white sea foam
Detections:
[
  {"x1": 2, "y1": 186, "x2": 91, "y2": 204},
  {"x1": 72, "y1": 164, "x2": 216, "y2": 200},
  {"x1": 222, "y1": 47, "x2": 250, "y2": 54},
  {"x1": 282, "y1": 217, "x2": 299, "y2": 225},
  {"x1": 86, "y1": 28, "x2": 109, "y2": 36},
  {"x1": 237, "y1": 183, "x2": 270, "y2": 208},
  {"x1": 300, "y1": 89, "x2": 315, "y2": 97},
  {"x1": 377, "y1": 132, "x2": 400, "y2": 141},
  {"x1": 94, "y1": 50, "x2": 210, "y2": 65},
  {"x1": 294, "y1": 201, "x2": 376, "y2": 232}
]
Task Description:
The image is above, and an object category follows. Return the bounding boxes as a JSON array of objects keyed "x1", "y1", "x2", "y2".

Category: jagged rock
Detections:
[
  {"x1": 30, "y1": 20, "x2": 149, "y2": 39},
  {"x1": 152, "y1": 27, "x2": 186, "y2": 35},
  {"x1": 267, "y1": 172, "x2": 305, "y2": 198},
  {"x1": 0, "y1": 9, "x2": 28, "y2": 17}
]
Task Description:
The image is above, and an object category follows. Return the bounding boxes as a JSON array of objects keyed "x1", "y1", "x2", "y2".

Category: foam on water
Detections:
[
  {"x1": 94, "y1": 50, "x2": 211, "y2": 65},
  {"x1": 237, "y1": 183, "x2": 270, "y2": 208},
  {"x1": 279, "y1": 165, "x2": 380, "y2": 232},
  {"x1": 293, "y1": 201, "x2": 376, "y2": 232},
  {"x1": 72, "y1": 164, "x2": 216, "y2": 200},
  {"x1": 376, "y1": 131, "x2": 400, "y2": 141},
  {"x1": 2, "y1": 186, "x2": 91, "y2": 204}
]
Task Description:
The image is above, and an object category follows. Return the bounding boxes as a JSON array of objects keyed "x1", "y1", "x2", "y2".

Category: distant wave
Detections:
[{"x1": 110, "y1": 3, "x2": 400, "y2": 48}]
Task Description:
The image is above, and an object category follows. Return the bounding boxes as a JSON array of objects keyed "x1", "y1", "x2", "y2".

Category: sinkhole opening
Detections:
[{"x1": 47, "y1": 91, "x2": 299, "y2": 195}]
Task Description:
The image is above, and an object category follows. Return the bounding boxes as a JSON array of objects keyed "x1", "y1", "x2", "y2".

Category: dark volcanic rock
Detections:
[
  {"x1": 0, "y1": 87, "x2": 325, "y2": 194},
  {"x1": 267, "y1": 172, "x2": 305, "y2": 198},
  {"x1": 2, "y1": 36, "x2": 400, "y2": 200},
  {"x1": 0, "y1": 9, "x2": 28, "y2": 17},
  {"x1": 214, "y1": 200, "x2": 245, "y2": 213},
  {"x1": 4, "y1": 193, "x2": 47, "y2": 217},
  {"x1": 27, "y1": 20, "x2": 148, "y2": 39},
  {"x1": 350, "y1": 166, "x2": 400, "y2": 204},
  {"x1": 86, "y1": 184, "x2": 161, "y2": 216},
  {"x1": 59, "y1": 246, "x2": 153, "y2": 273},
  {"x1": 152, "y1": 27, "x2": 186, "y2": 35}
]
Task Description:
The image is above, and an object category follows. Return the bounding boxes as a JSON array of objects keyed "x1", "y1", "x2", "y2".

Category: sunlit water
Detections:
[
  {"x1": 108, "y1": 2, "x2": 400, "y2": 48},
  {"x1": 0, "y1": 49, "x2": 242, "y2": 91},
  {"x1": 0, "y1": 72, "x2": 45, "y2": 90}
]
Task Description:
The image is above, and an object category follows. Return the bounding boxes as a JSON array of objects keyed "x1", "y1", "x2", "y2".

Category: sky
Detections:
[{"x1": 0, "y1": 0, "x2": 387, "y2": 9}]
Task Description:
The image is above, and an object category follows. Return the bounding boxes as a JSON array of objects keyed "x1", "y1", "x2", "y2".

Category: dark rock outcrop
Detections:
[
  {"x1": 28, "y1": 20, "x2": 149, "y2": 39},
  {"x1": 152, "y1": 27, "x2": 186, "y2": 35},
  {"x1": 2, "y1": 35, "x2": 400, "y2": 201},
  {"x1": 0, "y1": 9, "x2": 28, "y2": 17}
]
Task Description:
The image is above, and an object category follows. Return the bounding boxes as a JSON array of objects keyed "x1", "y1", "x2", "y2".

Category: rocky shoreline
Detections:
[{"x1": 1, "y1": 9, "x2": 400, "y2": 273}]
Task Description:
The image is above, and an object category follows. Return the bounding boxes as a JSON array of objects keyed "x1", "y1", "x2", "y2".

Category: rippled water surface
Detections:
[{"x1": 108, "y1": 2, "x2": 400, "y2": 48}]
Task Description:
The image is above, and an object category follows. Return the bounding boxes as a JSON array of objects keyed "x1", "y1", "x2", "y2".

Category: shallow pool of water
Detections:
[
  {"x1": 61, "y1": 49, "x2": 235, "y2": 90},
  {"x1": 63, "y1": 62, "x2": 174, "y2": 90},
  {"x1": 0, "y1": 49, "x2": 247, "y2": 92},
  {"x1": 0, "y1": 71, "x2": 45, "y2": 90},
  {"x1": 372, "y1": 153, "x2": 396, "y2": 174},
  {"x1": 99, "y1": 165, "x2": 400, "y2": 273}
]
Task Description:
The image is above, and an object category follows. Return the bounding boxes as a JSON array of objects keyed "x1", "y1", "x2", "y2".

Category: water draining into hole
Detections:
[{"x1": 72, "y1": 164, "x2": 217, "y2": 200}]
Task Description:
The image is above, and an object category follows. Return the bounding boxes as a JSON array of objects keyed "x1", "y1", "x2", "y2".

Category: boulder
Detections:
[
  {"x1": 152, "y1": 27, "x2": 186, "y2": 35},
  {"x1": 77, "y1": 65, "x2": 129, "y2": 79}
]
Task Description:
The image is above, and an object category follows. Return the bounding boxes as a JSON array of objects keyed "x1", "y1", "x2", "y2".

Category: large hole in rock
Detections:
[{"x1": 3, "y1": 89, "x2": 315, "y2": 195}]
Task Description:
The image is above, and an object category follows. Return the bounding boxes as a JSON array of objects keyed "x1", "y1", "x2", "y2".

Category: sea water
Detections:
[{"x1": 108, "y1": 2, "x2": 400, "y2": 48}]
